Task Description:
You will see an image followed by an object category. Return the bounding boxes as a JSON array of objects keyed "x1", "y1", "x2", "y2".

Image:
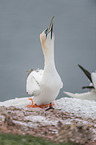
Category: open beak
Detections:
[{"x1": 45, "y1": 16, "x2": 54, "y2": 39}]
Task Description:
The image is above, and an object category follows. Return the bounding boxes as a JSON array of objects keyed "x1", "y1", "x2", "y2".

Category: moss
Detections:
[{"x1": 0, "y1": 133, "x2": 73, "y2": 145}]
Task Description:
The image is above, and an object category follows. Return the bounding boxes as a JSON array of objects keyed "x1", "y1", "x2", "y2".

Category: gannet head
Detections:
[{"x1": 40, "y1": 16, "x2": 55, "y2": 54}]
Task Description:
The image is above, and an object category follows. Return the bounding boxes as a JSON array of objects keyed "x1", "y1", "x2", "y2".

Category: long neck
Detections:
[{"x1": 43, "y1": 44, "x2": 56, "y2": 71}]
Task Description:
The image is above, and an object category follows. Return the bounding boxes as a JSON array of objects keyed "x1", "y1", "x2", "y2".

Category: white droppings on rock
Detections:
[
  {"x1": 0, "y1": 97, "x2": 96, "y2": 120},
  {"x1": 54, "y1": 97, "x2": 96, "y2": 120},
  {"x1": 25, "y1": 115, "x2": 58, "y2": 126},
  {"x1": 0, "y1": 115, "x2": 5, "y2": 122}
]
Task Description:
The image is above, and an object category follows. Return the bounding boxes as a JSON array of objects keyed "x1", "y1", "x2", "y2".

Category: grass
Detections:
[{"x1": 0, "y1": 134, "x2": 74, "y2": 145}]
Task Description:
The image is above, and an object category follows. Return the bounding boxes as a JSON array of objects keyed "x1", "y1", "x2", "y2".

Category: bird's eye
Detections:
[
  {"x1": 44, "y1": 28, "x2": 48, "y2": 37},
  {"x1": 45, "y1": 28, "x2": 48, "y2": 33}
]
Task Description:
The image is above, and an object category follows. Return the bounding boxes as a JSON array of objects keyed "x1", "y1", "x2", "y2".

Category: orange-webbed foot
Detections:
[
  {"x1": 26, "y1": 98, "x2": 40, "y2": 108},
  {"x1": 26, "y1": 98, "x2": 55, "y2": 109}
]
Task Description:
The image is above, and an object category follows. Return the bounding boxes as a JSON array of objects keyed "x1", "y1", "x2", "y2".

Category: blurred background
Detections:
[{"x1": 0, "y1": 0, "x2": 96, "y2": 101}]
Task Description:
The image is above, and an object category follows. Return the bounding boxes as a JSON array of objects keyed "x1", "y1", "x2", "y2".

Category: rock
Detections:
[{"x1": 0, "y1": 106, "x2": 96, "y2": 145}]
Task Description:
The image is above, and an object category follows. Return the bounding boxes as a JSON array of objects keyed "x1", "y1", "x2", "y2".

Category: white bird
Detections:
[
  {"x1": 64, "y1": 64, "x2": 96, "y2": 101},
  {"x1": 26, "y1": 17, "x2": 63, "y2": 108}
]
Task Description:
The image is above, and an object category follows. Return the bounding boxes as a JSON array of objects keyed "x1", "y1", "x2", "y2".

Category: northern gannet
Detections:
[
  {"x1": 64, "y1": 64, "x2": 96, "y2": 101},
  {"x1": 26, "y1": 17, "x2": 63, "y2": 108}
]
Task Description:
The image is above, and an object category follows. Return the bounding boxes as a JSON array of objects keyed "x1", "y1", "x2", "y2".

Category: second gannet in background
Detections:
[
  {"x1": 64, "y1": 64, "x2": 96, "y2": 101},
  {"x1": 26, "y1": 17, "x2": 63, "y2": 108}
]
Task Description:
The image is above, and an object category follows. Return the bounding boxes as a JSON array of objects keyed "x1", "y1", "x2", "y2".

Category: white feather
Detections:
[
  {"x1": 91, "y1": 72, "x2": 96, "y2": 89},
  {"x1": 26, "y1": 69, "x2": 43, "y2": 96},
  {"x1": 64, "y1": 90, "x2": 96, "y2": 101}
]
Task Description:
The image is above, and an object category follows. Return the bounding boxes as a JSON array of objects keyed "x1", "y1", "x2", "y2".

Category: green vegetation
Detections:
[{"x1": 0, "y1": 134, "x2": 73, "y2": 145}]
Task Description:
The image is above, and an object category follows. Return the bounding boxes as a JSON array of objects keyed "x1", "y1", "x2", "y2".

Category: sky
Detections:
[{"x1": 0, "y1": 0, "x2": 96, "y2": 101}]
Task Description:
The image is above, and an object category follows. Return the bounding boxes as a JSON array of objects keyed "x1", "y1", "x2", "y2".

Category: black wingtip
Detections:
[
  {"x1": 82, "y1": 86, "x2": 95, "y2": 89},
  {"x1": 78, "y1": 64, "x2": 92, "y2": 83}
]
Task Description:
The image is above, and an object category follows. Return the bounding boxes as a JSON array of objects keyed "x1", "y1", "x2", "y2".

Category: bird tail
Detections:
[
  {"x1": 64, "y1": 91, "x2": 79, "y2": 98},
  {"x1": 64, "y1": 91, "x2": 92, "y2": 100}
]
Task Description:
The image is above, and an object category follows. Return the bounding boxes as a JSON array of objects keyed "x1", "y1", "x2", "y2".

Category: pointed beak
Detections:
[{"x1": 45, "y1": 16, "x2": 54, "y2": 39}]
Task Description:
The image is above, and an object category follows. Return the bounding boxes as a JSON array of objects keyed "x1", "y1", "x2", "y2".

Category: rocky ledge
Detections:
[{"x1": 0, "y1": 105, "x2": 96, "y2": 145}]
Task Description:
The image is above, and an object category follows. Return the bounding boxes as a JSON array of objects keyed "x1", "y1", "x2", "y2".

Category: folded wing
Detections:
[{"x1": 26, "y1": 69, "x2": 44, "y2": 96}]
